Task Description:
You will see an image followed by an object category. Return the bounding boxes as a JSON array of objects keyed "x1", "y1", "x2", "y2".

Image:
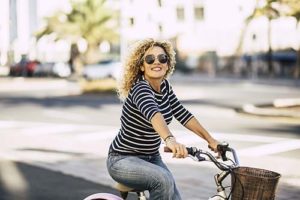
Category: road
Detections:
[{"x1": 0, "y1": 76, "x2": 300, "y2": 199}]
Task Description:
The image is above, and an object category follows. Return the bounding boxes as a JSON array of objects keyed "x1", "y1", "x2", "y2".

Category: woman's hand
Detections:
[
  {"x1": 165, "y1": 137, "x2": 188, "y2": 158},
  {"x1": 208, "y1": 138, "x2": 220, "y2": 153}
]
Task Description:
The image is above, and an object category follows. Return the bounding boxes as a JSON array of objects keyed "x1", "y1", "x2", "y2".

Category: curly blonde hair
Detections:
[{"x1": 117, "y1": 38, "x2": 176, "y2": 100}]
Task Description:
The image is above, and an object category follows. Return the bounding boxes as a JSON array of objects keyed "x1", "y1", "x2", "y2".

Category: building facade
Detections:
[{"x1": 0, "y1": 0, "x2": 299, "y2": 72}]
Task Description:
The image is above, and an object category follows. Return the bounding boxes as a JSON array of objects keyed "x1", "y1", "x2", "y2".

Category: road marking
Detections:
[
  {"x1": 43, "y1": 109, "x2": 87, "y2": 121},
  {"x1": 74, "y1": 131, "x2": 118, "y2": 141},
  {"x1": 175, "y1": 131, "x2": 288, "y2": 143},
  {"x1": 1, "y1": 120, "x2": 300, "y2": 157},
  {"x1": 0, "y1": 120, "x2": 117, "y2": 135},
  {"x1": 19, "y1": 124, "x2": 80, "y2": 135},
  {"x1": 238, "y1": 140, "x2": 300, "y2": 157},
  {"x1": 0, "y1": 121, "x2": 17, "y2": 129},
  {"x1": 172, "y1": 131, "x2": 300, "y2": 156}
]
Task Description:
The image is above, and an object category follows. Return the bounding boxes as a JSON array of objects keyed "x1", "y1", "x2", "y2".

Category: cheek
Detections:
[{"x1": 164, "y1": 64, "x2": 169, "y2": 71}]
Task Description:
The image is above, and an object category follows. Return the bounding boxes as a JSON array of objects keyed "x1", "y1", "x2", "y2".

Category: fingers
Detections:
[
  {"x1": 208, "y1": 139, "x2": 220, "y2": 153},
  {"x1": 172, "y1": 143, "x2": 187, "y2": 158},
  {"x1": 165, "y1": 138, "x2": 187, "y2": 158}
]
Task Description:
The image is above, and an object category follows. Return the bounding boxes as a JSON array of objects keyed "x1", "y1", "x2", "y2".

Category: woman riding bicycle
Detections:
[{"x1": 107, "y1": 38, "x2": 220, "y2": 200}]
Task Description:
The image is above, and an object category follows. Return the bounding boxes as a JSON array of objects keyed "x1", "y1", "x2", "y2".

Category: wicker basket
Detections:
[{"x1": 231, "y1": 167, "x2": 281, "y2": 200}]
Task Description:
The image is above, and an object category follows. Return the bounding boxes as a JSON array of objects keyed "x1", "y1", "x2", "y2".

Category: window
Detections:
[
  {"x1": 157, "y1": 0, "x2": 162, "y2": 7},
  {"x1": 158, "y1": 24, "x2": 163, "y2": 33},
  {"x1": 176, "y1": 7, "x2": 185, "y2": 21},
  {"x1": 194, "y1": 6, "x2": 204, "y2": 21},
  {"x1": 129, "y1": 17, "x2": 134, "y2": 26}
]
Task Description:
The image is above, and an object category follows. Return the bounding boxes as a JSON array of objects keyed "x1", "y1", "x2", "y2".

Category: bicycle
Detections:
[{"x1": 84, "y1": 142, "x2": 280, "y2": 200}]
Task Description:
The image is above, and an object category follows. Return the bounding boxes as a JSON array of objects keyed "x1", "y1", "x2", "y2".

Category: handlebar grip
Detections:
[
  {"x1": 186, "y1": 147, "x2": 196, "y2": 156},
  {"x1": 217, "y1": 142, "x2": 229, "y2": 161},
  {"x1": 164, "y1": 146, "x2": 196, "y2": 156},
  {"x1": 164, "y1": 146, "x2": 172, "y2": 153}
]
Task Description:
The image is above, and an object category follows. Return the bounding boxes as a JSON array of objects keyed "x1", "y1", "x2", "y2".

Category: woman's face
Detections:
[{"x1": 141, "y1": 46, "x2": 169, "y2": 81}]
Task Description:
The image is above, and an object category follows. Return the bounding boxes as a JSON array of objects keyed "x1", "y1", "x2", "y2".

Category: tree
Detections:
[
  {"x1": 235, "y1": 0, "x2": 282, "y2": 76},
  {"x1": 282, "y1": 0, "x2": 300, "y2": 78},
  {"x1": 36, "y1": 0, "x2": 119, "y2": 75},
  {"x1": 235, "y1": 0, "x2": 260, "y2": 56},
  {"x1": 252, "y1": 0, "x2": 281, "y2": 75}
]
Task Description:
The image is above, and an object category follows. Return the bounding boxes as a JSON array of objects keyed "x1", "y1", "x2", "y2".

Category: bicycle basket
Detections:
[{"x1": 231, "y1": 166, "x2": 281, "y2": 200}]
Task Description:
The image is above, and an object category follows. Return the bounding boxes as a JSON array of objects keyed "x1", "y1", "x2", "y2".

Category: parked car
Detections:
[
  {"x1": 82, "y1": 59, "x2": 122, "y2": 80},
  {"x1": 34, "y1": 62, "x2": 71, "y2": 78},
  {"x1": 9, "y1": 57, "x2": 39, "y2": 77}
]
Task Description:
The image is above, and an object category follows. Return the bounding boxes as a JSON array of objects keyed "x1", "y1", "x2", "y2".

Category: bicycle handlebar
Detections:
[{"x1": 164, "y1": 142, "x2": 239, "y2": 171}]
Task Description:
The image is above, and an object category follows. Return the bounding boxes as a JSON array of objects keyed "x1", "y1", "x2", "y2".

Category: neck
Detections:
[{"x1": 144, "y1": 76, "x2": 163, "y2": 93}]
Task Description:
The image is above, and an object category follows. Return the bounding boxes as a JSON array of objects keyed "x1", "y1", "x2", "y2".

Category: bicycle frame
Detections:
[
  {"x1": 186, "y1": 143, "x2": 239, "y2": 200},
  {"x1": 84, "y1": 143, "x2": 239, "y2": 200}
]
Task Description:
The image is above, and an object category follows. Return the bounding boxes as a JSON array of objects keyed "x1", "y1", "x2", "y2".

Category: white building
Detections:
[
  {"x1": 0, "y1": 0, "x2": 299, "y2": 68},
  {"x1": 121, "y1": 0, "x2": 253, "y2": 57},
  {"x1": 121, "y1": 0, "x2": 298, "y2": 55},
  {"x1": 0, "y1": 0, "x2": 70, "y2": 66}
]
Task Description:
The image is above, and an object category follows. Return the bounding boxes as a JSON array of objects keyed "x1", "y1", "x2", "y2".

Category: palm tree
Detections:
[
  {"x1": 235, "y1": 0, "x2": 260, "y2": 56},
  {"x1": 252, "y1": 0, "x2": 281, "y2": 75},
  {"x1": 235, "y1": 0, "x2": 281, "y2": 76},
  {"x1": 36, "y1": 0, "x2": 119, "y2": 74},
  {"x1": 283, "y1": 0, "x2": 300, "y2": 78}
]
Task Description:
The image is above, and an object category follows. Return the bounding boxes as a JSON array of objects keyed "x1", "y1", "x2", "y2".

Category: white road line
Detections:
[
  {"x1": 0, "y1": 120, "x2": 117, "y2": 132},
  {"x1": 2, "y1": 120, "x2": 300, "y2": 157},
  {"x1": 0, "y1": 121, "x2": 17, "y2": 129},
  {"x1": 175, "y1": 131, "x2": 287, "y2": 143},
  {"x1": 75, "y1": 131, "x2": 118, "y2": 141},
  {"x1": 19, "y1": 124, "x2": 80, "y2": 135},
  {"x1": 43, "y1": 109, "x2": 87, "y2": 121},
  {"x1": 238, "y1": 140, "x2": 300, "y2": 157},
  {"x1": 213, "y1": 132, "x2": 286, "y2": 143}
]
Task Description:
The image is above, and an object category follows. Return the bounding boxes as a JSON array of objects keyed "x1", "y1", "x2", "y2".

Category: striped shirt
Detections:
[{"x1": 110, "y1": 77, "x2": 194, "y2": 155}]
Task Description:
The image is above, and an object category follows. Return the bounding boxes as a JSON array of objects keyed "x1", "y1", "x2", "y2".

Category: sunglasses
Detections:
[{"x1": 144, "y1": 54, "x2": 168, "y2": 65}]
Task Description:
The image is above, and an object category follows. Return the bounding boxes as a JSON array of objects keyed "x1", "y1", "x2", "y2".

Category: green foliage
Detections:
[
  {"x1": 249, "y1": 0, "x2": 281, "y2": 21},
  {"x1": 36, "y1": 0, "x2": 119, "y2": 50},
  {"x1": 282, "y1": 0, "x2": 300, "y2": 21}
]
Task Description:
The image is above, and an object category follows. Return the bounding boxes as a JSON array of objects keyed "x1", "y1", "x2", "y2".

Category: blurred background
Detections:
[
  {"x1": 0, "y1": 0, "x2": 300, "y2": 80},
  {"x1": 0, "y1": 0, "x2": 300, "y2": 200}
]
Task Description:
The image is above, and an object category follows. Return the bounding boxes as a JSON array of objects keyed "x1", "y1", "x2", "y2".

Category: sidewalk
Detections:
[
  {"x1": 1, "y1": 76, "x2": 299, "y2": 119},
  {"x1": 238, "y1": 98, "x2": 300, "y2": 119},
  {"x1": 170, "y1": 73, "x2": 300, "y2": 120}
]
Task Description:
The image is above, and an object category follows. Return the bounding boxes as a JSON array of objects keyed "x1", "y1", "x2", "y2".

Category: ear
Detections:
[{"x1": 140, "y1": 66, "x2": 144, "y2": 72}]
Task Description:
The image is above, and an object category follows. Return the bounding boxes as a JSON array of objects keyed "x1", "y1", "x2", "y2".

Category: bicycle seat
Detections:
[
  {"x1": 115, "y1": 182, "x2": 134, "y2": 192},
  {"x1": 115, "y1": 182, "x2": 147, "y2": 199}
]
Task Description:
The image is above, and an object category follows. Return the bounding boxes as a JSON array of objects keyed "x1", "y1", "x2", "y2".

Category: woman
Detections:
[{"x1": 107, "y1": 38, "x2": 219, "y2": 200}]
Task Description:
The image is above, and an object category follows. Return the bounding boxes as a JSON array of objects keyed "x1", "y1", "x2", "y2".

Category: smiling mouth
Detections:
[{"x1": 151, "y1": 67, "x2": 162, "y2": 71}]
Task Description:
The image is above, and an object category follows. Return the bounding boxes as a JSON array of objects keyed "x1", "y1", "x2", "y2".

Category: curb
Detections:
[{"x1": 237, "y1": 98, "x2": 300, "y2": 118}]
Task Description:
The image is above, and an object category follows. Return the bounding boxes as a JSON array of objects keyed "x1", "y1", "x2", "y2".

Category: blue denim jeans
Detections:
[{"x1": 106, "y1": 153, "x2": 182, "y2": 200}]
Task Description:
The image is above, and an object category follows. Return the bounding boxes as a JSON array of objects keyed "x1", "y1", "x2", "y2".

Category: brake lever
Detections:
[
  {"x1": 195, "y1": 152, "x2": 206, "y2": 161},
  {"x1": 217, "y1": 142, "x2": 230, "y2": 161}
]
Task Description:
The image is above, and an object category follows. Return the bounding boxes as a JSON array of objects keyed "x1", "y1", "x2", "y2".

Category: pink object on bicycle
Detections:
[{"x1": 83, "y1": 193, "x2": 123, "y2": 200}]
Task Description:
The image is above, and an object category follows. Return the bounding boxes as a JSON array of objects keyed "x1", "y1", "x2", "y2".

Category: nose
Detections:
[{"x1": 153, "y1": 58, "x2": 160, "y2": 64}]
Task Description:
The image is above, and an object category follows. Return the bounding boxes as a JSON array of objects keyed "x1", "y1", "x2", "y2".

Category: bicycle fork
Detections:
[
  {"x1": 120, "y1": 191, "x2": 147, "y2": 200},
  {"x1": 208, "y1": 171, "x2": 230, "y2": 200},
  {"x1": 137, "y1": 192, "x2": 147, "y2": 200}
]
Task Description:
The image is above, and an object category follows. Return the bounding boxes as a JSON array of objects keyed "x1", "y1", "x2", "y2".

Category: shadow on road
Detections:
[
  {"x1": 0, "y1": 94, "x2": 121, "y2": 108},
  {"x1": 0, "y1": 161, "x2": 135, "y2": 200}
]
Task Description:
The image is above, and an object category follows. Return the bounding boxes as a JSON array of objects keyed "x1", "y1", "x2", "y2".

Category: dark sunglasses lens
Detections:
[
  {"x1": 145, "y1": 55, "x2": 155, "y2": 64},
  {"x1": 158, "y1": 54, "x2": 168, "y2": 64}
]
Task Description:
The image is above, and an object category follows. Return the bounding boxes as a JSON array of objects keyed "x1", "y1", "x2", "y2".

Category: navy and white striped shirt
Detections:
[{"x1": 110, "y1": 77, "x2": 194, "y2": 155}]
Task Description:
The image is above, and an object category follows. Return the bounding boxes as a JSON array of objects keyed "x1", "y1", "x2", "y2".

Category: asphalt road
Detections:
[
  {"x1": 0, "y1": 76, "x2": 300, "y2": 199},
  {"x1": 0, "y1": 161, "x2": 135, "y2": 200}
]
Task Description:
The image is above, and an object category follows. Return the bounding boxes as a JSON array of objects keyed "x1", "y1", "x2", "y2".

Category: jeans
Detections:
[{"x1": 106, "y1": 153, "x2": 182, "y2": 200}]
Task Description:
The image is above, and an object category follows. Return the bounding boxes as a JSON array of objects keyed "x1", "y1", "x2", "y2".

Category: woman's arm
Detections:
[
  {"x1": 184, "y1": 117, "x2": 219, "y2": 152},
  {"x1": 151, "y1": 112, "x2": 188, "y2": 158}
]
